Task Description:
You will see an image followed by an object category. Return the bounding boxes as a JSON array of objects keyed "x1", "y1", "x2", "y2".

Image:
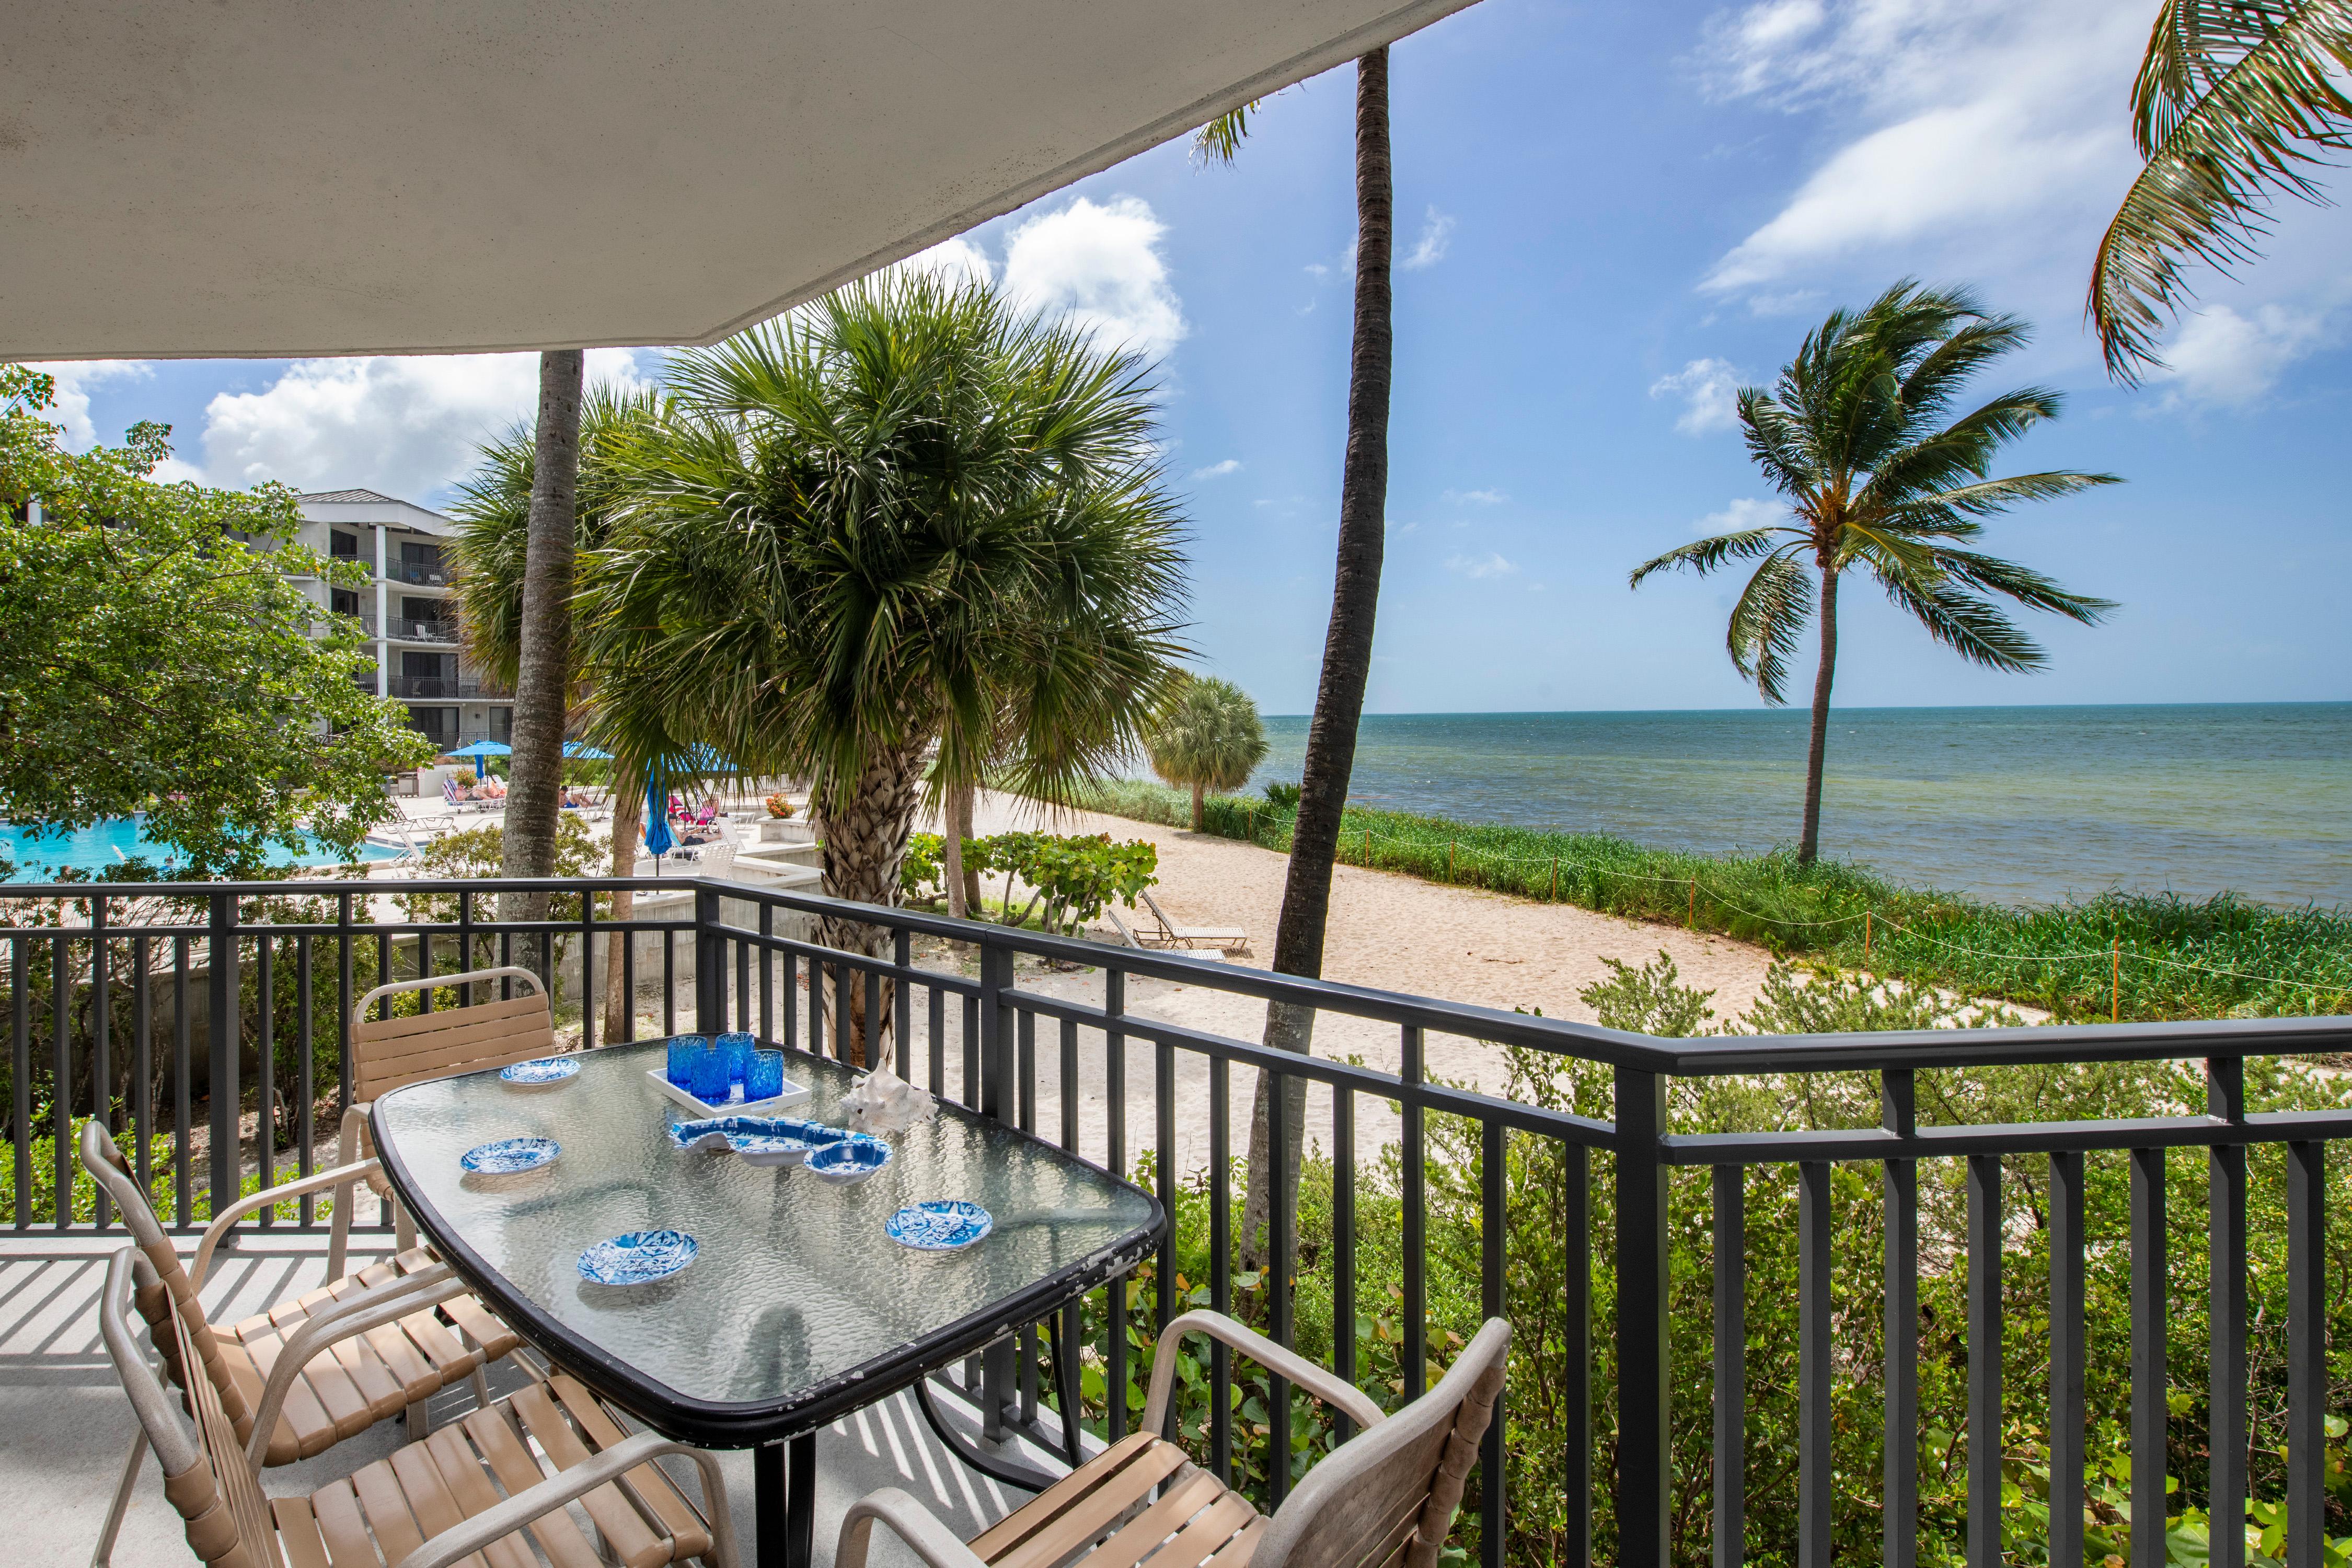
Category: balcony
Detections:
[
  {"x1": 383, "y1": 674, "x2": 493, "y2": 699},
  {"x1": 384, "y1": 616, "x2": 459, "y2": 644},
  {"x1": 4, "y1": 875, "x2": 2346, "y2": 1568},
  {"x1": 392, "y1": 561, "x2": 449, "y2": 587}
]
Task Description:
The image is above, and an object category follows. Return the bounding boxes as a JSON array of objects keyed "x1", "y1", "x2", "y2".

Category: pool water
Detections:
[{"x1": 0, "y1": 819, "x2": 401, "y2": 880}]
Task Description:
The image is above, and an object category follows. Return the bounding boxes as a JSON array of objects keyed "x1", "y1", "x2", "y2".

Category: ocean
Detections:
[{"x1": 1243, "y1": 704, "x2": 2351, "y2": 910}]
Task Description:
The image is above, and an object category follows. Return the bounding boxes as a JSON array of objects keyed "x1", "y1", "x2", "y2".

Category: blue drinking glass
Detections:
[
  {"x1": 744, "y1": 1050, "x2": 785, "y2": 1103},
  {"x1": 666, "y1": 1035, "x2": 710, "y2": 1090},
  {"x1": 689, "y1": 1044, "x2": 730, "y2": 1104},
  {"x1": 716, "y1": 1031, "x2": 755, "y2": 1086}
]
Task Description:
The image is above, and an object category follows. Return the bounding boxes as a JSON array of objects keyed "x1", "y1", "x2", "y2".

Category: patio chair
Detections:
[
  {"x1": 95, "y1": 1244, "x2": 740, "y2": 1568},
  {"x1": 331, "y1": 966, "x2": 558, "y2": 1278},
  {"x1": 77, "y1": 1124, "x2": 523, "y2": 1567},
  {"x1": 1138, "y1": 889, "x2": 1250, "y2": 956},
  {"x1": 440, "y1": 776, "x2": 490, "y2": 815},
  {"x1": 838, "y1": 1311, "x2": 1508, "y2": 1568}
]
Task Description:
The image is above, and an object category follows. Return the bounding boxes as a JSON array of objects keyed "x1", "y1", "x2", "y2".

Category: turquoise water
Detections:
[
  {"x1": 1247, "y1": 704, "x2": 2351, "y2": 909},
  {"x1": 0, "y1": 819, "x2": 401, "y2": 881}
]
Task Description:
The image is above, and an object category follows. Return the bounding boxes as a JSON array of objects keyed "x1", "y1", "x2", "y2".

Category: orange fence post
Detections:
[
  {"x1": 1448, "y1": 841, "x2": 1456, "y2": 880},
  {"x1": 2112, "y1": 940, "x2": 2122, "y2": 1022},
  {"x1": 1550, "y1": 859, "x2": 1559, "y2": 901},
  {"x1": 1865, "y1": 909, "x2": 1873, "y2": 964},
  {"x1": 1687, "y1": 878, "x2": 1695, "y2": 927}
]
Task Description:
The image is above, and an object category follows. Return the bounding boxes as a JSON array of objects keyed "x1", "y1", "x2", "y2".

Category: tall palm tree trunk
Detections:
[
  {"x1": 500, "y1": 350, "x2": 584, "y2": 950},
  {"x1": 813, "y1": 734, "x2": 931, "y2": 1067},
  {"x1": 944, "y1": 781, "x2": 972, "y2": 920},
  {"x1": 957, "y1": 780, "x2": 984, "y2": 914},
  {"x1": 602, "y1": 781, "x2": 642, "y2": 1042},
  {"x1": 1797, "y1": 563, "x2": 1839, "y2": 865},
  {"x1": 1241, "y1": 47, "x2": 1392, "y2": 1267},
  {"x1": 1190, "y1": 780, "x2": 1206, "y2": 832}
]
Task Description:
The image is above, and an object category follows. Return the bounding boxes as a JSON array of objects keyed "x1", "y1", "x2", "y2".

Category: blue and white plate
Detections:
[
  {"x1": 501, "y1": 1057, "x2": 579, "y2": 1086},
  {"x1": 667, "y1": 1116, "x2": 848, "y2": 1168},
  {"x1": 578, "y1": 1229, "x2": 698, "y2": 1286},
  {"x1": 886, "y1": 1200, "x2": 993, "y2": 1252},
  {"x1": 804, "y1": 1136, "x2": 891, "y2": 1186},
  {"x1": 460, "y1": 1136, "x2": 560, "y2": 1175}
]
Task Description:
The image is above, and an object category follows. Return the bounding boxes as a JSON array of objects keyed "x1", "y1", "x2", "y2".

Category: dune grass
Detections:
[{"x1": 1065, "y1": 778, "x2": 2352, "y2": 1023}]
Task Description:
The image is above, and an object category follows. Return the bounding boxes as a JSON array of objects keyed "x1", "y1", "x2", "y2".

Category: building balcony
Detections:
[
  {"x1": 383, "y1": 616, "x2": 460, "y2": 644},
  {"x1": 383, "y1": 674, "x2": 495, "y2": 699}
]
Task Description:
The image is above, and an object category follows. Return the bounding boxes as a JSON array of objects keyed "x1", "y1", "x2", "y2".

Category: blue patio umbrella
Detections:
[
  {"x1": 642, "y1": 777, "x2": 676, "y2": 863},
  {"x1": 445, "y1": 739, "x2": 511, "y2": 777},
  {"x1": 561, "y1": 742, "x2": 612, "y2": 759}
]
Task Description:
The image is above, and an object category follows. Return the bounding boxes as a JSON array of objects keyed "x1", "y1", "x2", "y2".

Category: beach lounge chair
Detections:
[
  {"x1": 837, "y1": 1311, "x2": 1507, "y2": 1568},
  {"x1": 95, "y1": 1242, "x2": 740, "y2": 1568},
  {"x1": 440, "y1": 776, "x2": 490, "y2": 814},
  {"x1": 1138, "y1": 887, "x2": 1251, "y2": 955},
  {"x1": 77, "y1": 1123, "x2": 525, "y2": 1566}
]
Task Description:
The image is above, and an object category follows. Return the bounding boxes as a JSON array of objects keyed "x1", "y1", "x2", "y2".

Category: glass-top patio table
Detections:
[{"x1": 373, "y1": 1036, "x2": 1163, "y2": 1568}]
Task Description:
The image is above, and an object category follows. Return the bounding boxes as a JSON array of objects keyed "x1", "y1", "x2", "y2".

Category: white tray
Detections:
[{"x1": 645, "y1": 1068, "x2": 811, "y2": 1119}]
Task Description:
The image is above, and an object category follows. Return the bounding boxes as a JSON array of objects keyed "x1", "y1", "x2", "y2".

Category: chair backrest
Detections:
[
  {"x1": 700, "y1": 841, "x2": 738, "y2": 881},
  {"x1": 349, "y1": 966, "x2": 555, "y2": 1104},
  {"x1": 100, "y1": 1245, "x2": 282, "y2": 1568},
  {"x1": 1139, "y1": 889, "x2": 1183, "y2": 939},
  {"x1": 1254, "y1": 1318, "x2": 1511, "y2": 1568},
  {"x1": 79, "y1": 1124, "x2": 264, "y2": 1449}
]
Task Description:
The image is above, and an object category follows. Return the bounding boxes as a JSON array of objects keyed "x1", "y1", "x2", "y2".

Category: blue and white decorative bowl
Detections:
[
  {"x1": 803, "y1": 1136, "x2": 891, "y2": 1186},
  {"x1": 886, "y1": 1200, "x2": 993, "y2": 1252},
  {"x1": 667, "y1": 1115, "x2": 850, "y2": 1168},
  {"x1": 501, "y1": 1056, "x2": 579, "y2": 1086},
  {"x1": 578, "y1": 1229, "x2": 698, "y2": 1286},
  {"x1": 460, "y1": 1136, "x2": 560, "y2": 1175}
]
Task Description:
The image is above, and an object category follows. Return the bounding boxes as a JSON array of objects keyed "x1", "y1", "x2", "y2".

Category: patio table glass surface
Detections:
[{"x1": 371, "y1": 1036, "x2": 1160, "y2": 1446}]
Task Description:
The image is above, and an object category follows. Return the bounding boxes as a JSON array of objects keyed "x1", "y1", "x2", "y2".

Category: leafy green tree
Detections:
[
  {"x1": 1630, "y1": 283, "x2": 2120, "y2": 865},
  {"x1": 585, "y1": 272, "x2": 1187, "y2": 1063},
  {"x1": 1198, "y1": 49, "x2": 1399, "y2": 1267},
  {"x1": 2089, "y1": 0, "x2": 2352, "y2": 381},
  {"x1": 1148, "y1": 675, "x2": 1269, "y2": 830},
  {"x1": 0, "y1": 367, "x2": 430, "y2": 875}
]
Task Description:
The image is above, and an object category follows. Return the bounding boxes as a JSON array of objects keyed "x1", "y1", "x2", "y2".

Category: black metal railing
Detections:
[{"x1": 4, "y1": 875, "x2": 2346, "y2": 1568}]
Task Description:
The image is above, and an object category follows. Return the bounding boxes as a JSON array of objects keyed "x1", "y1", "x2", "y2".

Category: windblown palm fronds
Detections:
[
  {"x1": 1632, "y1": 281, "x2": 2120, "y2": 862},
  {"x1": 2089, "y1": 0, "x2": 2352, "y2": 382}
]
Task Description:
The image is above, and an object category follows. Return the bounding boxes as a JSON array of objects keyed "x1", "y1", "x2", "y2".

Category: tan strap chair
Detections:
[
  {"x1": 96, "y1": 1246, "x2": 740, "y2": 1568},
  {"x1": 838, "y1": 1310, "x2": 1509, "y2": 1568},
  {"x1": 80, "y1": 1124, "x2": 521, "y2": 1566},
  {"x1": 330, "y1": 966, "x2": 557, "y2": 1278}
]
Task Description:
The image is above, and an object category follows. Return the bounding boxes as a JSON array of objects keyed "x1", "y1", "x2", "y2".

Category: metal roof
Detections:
[{"x1": 4, "y1": 0, "x2": 1478, "y2": 360}]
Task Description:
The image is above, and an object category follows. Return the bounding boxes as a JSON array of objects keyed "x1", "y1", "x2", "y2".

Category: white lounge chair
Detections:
[{"x1": 1139, "y1": 887, "x2": 1250, "y2": 954}]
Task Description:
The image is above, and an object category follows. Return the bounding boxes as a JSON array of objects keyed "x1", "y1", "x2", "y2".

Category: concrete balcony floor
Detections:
[{"x1": 4, "y1": 1232, "x2": 1050, "y2": 1568}]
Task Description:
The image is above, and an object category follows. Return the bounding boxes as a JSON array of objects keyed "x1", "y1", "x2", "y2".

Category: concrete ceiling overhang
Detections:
[{"x1": 2, "y1": 0, "x2": 1479, "y2": 361}]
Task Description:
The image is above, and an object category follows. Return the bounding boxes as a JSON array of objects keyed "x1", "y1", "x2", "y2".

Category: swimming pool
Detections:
[{"x1": 0, "y1": 820, "x2": 401, "y2": 880}]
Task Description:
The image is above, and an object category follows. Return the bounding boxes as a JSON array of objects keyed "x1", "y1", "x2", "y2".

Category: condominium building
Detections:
[{"x1": 289, "y1": 489, "x2": 513, "y2": 752}]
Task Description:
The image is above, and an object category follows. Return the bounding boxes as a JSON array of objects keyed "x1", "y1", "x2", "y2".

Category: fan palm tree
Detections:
[
  {"x1": 1198, "y1": 49, "x2": 1396, "y2": 1266},
  {"x1": 1148, "y1": 676, "x2": 1269, "y2": 829},
  {"x1": 2089, "y1": 0, "x2": 2352, "y2": 381},
  {"x1": 590, "y1": 271, "x2": 1188, "y2": 1063},
  {"x1": 499, "y1": 351, "x2": 583, "y2": 944},
  {"x1": 1632, "y1": 282, "x2": 2122, "y2": 864}
]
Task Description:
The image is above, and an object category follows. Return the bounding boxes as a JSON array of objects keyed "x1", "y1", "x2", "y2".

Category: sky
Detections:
[{"x1": 34, "y1": 0, "x2": 2352, "y2": 717}]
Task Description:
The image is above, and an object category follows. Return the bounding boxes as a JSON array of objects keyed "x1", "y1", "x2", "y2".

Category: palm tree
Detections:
[
  {"x1": 499, "y1": 351, "x2": 583, "y2": 944},
  {"x1": 1148, "y1": 676, "x2": 1269, "y2": 829},
  {"x1": 2089, "y1": 0, "x2": 2352, "y2": 382},
  {"x1": 1632, "y1": 282, "x2": 2121, "y2": 864},
  {"x1": 1198, "y1": 48, "x2": 1396, "y2": 1266},
  {"x1": 589, "y1": 272, "x2": 1188, "y2": 1064},
  {"x1": 451, "y1": 384, "x2": 668, "y2": 1039}
]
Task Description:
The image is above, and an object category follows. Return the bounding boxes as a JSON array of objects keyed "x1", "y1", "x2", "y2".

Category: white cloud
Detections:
[
  {"x1": 1443, "y1": 487, "x2": 1508, "y2": 505},
  {"x1": 2153, "y1": 303, "x2": 2338, "y2": 407},
  {"x1": 1446, "y1": 551, "x2": 1518, "y2": 579},
  {"x1": 197, "y1": 349, "x2": 649, "y2": 501},
  {"x1": 1693, "y1": 0, "x2": 2144, "y2": 302},
  {"x1": 27, "y1": 361, "x2": 155, "y2": 449},
  {"x1": 1000, "y1": 195, "x2": 1186, "y2": 359},
  {"x1": 1191, "y1": 458, "x2": 1242, "y2": 479},
  {"x1": 1650, "y1": 358, "x2": 1746, "y2": 434},
  {"x1": 1698, "y1": 497, "x2": 1792, "y2": 534},
  {"x1": 1403, "y1": 208, "x2": 1457, "y2": 271},
  {"x1": 891, "y1": 236, "x2": 996, "y2": 289}
]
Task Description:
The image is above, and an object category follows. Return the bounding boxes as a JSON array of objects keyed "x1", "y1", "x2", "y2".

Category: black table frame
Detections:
[{"x1": 373, "y1": 1044, "x2": 1165, "y2": 1568}]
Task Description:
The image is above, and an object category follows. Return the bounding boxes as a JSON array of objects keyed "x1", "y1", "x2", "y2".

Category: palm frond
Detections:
[
  {"x1": 1194, "y1": 98, "x2": 1270, "y2": 167},
  {"x1": 1927, "y1": 547, "x2": 2120, "y2": 624},
  {"x1": 1878, "y1": 573, "x2": 2049, "y2": 674},
  {"x1": 2089, "y1": 0, "x2": 2352, "y2": 382},
  {"x1": 1629, "y1": 524, "x2": 1791, "y2": 589},
  {"x1": 1724, "y1": 548, "x2": 1814, "y2": 705}
]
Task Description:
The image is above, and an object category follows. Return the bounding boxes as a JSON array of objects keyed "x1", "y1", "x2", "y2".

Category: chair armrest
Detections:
[
  {"x1": 1143, "y1": 1309, "x2": 1386, "y2": 1435},
  {"x1": 194, "y1": 1156, "x2": 384, "y2": 1284},
  {"x1": 836, "y1": 1488, "x2": 991, "y2": 1568},
  {"x1": 243, "y1": 1263, "x2": 458, "y2": 1468},
  {"x1": 389, "y1": 1428, "x2": 742, "y2": 1568}
]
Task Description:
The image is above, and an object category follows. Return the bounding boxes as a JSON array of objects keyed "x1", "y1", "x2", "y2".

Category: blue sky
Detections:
[{"x1": 39, "y1": 0, "x2": 2351, "y2": 716}]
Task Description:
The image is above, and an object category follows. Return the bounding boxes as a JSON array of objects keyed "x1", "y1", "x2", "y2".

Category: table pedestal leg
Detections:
[{"x1": 754, "y1": 1434, "x2": 816, "y2": 1568}]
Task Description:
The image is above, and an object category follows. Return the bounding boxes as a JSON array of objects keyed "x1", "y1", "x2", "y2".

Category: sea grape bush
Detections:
[{"x1": 902, "y1": 831, "x2": 1157, "y2": 933}]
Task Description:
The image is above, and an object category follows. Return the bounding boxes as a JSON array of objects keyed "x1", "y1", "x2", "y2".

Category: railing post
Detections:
[
  {"x1": 207, "y1": 891, "x2": 239, "y2": 1218},
  {"x1": 693, "y1": 884, "x2": 724, "y2": 1036},
  {"x1": 977, "y1": 938, "x2": 1013, "y2": 1124},
  {"x1": 2209, "y1": 1058, "x2": 2248, "y2": 1568},
  {"x1": 1615, "y1": 1066, "x2": 1670, "y2": 1568}
]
